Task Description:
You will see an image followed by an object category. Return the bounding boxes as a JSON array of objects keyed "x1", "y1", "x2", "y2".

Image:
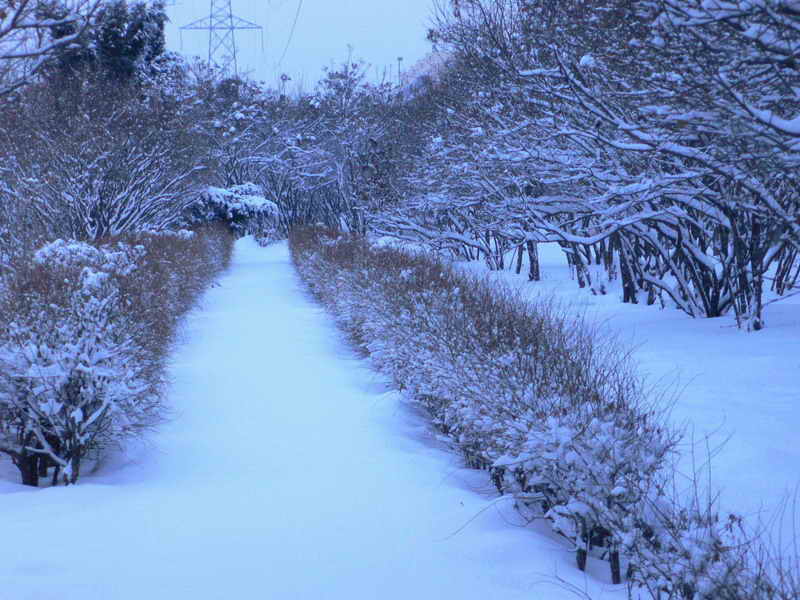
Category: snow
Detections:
[
  {"x1": 458, "y1": 243, "x2": 800, "y2": 527},
  {"x1": 0, "y1": 239, "x2": 625, "y2": 599},
  {"x1": 749, "y1": 107, "x2": 800, "y2": 136},
  {"x1": 207, "y1": 185, "x2": 279, "y2": 214}
]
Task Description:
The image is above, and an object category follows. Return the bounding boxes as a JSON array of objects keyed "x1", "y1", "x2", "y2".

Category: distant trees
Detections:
[
  {"x1": 231, "y1": 60, "x2": 403, "y2": 235},
  {"x1": 1, "y1": 0, "x2": 170, "y2": 95}
]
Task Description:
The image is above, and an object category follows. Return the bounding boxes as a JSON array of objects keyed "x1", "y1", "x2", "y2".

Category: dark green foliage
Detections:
[
  {"x1": 94, "y1": 0, "x2": 165, "y2": 80},
  {"x1": 41, "y1": 0, "x2": 167, "y2": 82}
]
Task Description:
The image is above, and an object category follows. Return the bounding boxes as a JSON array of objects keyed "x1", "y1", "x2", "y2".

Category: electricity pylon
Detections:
[{"x1": 180, "y1": 0, "x2": 263, "y2": 76}]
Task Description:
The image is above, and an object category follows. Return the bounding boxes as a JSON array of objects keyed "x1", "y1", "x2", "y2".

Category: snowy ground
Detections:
[
  {"x1": 0, "y1": 239, "x2": 626, "y2": 600},
  {"x1": 458, "y1": 244, "x2": 800, "y2": 531}
]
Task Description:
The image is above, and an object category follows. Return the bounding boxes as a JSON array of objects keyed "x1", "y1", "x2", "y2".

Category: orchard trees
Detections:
[{"x1": 383, "y1": 0, "x2": 799, "y2": 329}]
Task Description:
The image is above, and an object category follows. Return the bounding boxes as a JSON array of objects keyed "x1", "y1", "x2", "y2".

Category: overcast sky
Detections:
[{"x1": 164, "y1": 0, "x2": 436, "y2": 90}]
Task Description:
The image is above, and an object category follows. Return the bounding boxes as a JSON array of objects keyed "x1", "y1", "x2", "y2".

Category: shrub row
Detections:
[
  {"x1": 289, "y1": 228, "x2": 798, "y2": 600},
  {"x1": 0, "y1": 223, "x2": 234, "y2": 487}
]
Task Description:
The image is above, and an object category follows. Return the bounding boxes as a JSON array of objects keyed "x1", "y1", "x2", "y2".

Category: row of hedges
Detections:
[
  {"x1": 0, "y1": 223, "x2": 234, "y2": 487},
  {"x1": 289, "y1": 228, "x2": 798, "y2": 599}
]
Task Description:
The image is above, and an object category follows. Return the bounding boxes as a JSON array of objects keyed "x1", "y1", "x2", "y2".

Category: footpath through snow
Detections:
[{"x1": 0, "y1": 239, "x2": 623, "y2": 600}]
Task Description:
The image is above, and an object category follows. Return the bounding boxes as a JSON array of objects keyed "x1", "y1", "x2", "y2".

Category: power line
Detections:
[{"x1": 277, "y1": 0, "x2": 303, "y2": 70}]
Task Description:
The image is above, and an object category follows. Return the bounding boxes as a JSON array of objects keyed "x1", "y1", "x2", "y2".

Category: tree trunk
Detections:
[
  {"x1": 576, "y1": 548, "x2": 587, "y2": 572},
  {"x1": 526, "y1": 241, "x2": 540, "y2": 281},
  {"x1": 609, "y1": 549, "x2": 621, "y2": 584},
  {"x1": 67, "y1": 455, "x2": 81, "y2": 485},
  {"x1": 14, "y1": 454, "x2": 39, "y2": 487},
  {"x1": 38, "y1": 454, "x2": 49, "y2": 477}
]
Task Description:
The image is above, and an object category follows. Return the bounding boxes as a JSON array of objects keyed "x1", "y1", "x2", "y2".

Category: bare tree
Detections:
[
  {"x1": 380, "y1": 0, "x2": 799, "y2": 329},
  {"x1": 1, "y1": 62, "x2": 210, "y2": 242},
  {"x1": 0, "y1": 0, "x2": 99, "y2": 95}
]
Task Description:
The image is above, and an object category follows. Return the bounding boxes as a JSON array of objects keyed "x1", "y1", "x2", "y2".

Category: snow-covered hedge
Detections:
[
  {"x1": 289, "y1": 228, "x2": 798, "y2": 600},
  {"x1": 0, "y1": 224, "x2": 234, "y2": 486},
  {"x1": 194, "y1": 184, "x2": 279, "y2": 243}
]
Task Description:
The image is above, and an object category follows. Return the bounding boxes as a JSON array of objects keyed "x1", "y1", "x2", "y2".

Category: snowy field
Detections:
[
  {"x1": 0, "y1": 239, "x2": 626, "y2": 600},
  {"x1": 459, "y1": 243, "x2": 800, "y2": 530}
]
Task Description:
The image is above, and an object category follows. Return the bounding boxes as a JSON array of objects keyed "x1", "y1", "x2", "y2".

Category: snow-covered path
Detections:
[{"x1": 0, "y1": 239, "x2": 622, "y2": 600}]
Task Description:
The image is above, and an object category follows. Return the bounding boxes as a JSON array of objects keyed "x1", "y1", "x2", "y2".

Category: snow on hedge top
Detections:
[
  {"x1": 206, "y1": 184, "x2": 279, "y2": 217},
  {"x1": 34, "y1": 240, "x2": 104, "y2": 269},
  {"x1": 34, "y1": 239, "x2": 142, "y2": 276}
]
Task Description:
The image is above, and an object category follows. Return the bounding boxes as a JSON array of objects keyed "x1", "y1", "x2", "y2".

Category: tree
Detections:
[
  {"x1": 0, "y1": 0, "x2": 98, "y2": 94},
  {"x1": 36, "y1": 0, "x2": 167, "y2": 83},
  {"x1": 92, "y1": 0, "x2": 166, "y2": 81},
  {"x1": 0, "y1": 50, "x2": 209, "y2": 242},
  {"x1": 380, "y1": 0, "x2": 799, "y2": 329}
]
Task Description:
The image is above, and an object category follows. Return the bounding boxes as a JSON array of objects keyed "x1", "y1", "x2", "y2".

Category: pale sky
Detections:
[{"x1": 165, "y1": 0, "x2": 436, "y2": 90}]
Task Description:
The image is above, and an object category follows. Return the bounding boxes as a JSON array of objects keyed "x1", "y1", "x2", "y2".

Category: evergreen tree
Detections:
[{"x1": 41, "y1": 0, "x2": 167, "y2": 82}]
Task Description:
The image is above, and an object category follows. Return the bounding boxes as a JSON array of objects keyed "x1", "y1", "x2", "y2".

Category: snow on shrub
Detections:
[
  {"x1": 0, "y1": 224, "x2": 234, "y2": 487},
  {"x1": 34, "y1": 238, "x2": 144, "y2": 274},
  {"x1": 289, "y1": 228, "x2": 799, "y2": 600},
  {"x1": 0, "y1": 241, "x2": 155, "y2": 486},
  {"x1": 195, "y1": 183, "x2": 279, "y2": 242},
  {"x1": 0, "y1": 274, "x2": 156, "y2": 485}
]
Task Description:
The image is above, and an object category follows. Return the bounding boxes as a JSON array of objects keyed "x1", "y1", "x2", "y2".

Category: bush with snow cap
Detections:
[
  {"x1": 0, "y1": 224, "x2": 234, "y2": 487},
  {"x1": 0, "y1": 278, "x2": 155, "y2": 485},
  {"x1": 33, "y1": 238, "x2": 143, "y2": 275},
  {"x1": 0, "y1": 241, "x2": 157, "y2": 485},
  {"x1": 195, "y1": 183, "x2": 279, "y2": 242}
]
